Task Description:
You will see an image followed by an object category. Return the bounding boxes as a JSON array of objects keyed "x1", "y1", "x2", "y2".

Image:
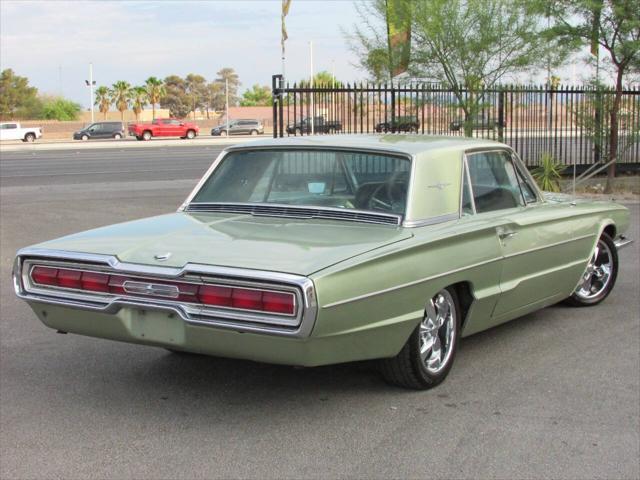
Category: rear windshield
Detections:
[{"x1": 191, "y1": 149, "x2": 411, "y2": 215}]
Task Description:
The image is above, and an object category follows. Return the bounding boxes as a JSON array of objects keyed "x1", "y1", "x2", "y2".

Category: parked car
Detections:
[
  {"x1": 450, "y1": 114, "x2": 506, "y2": 132},
  {"x1": 211, "y1": 119, "x2": 264, "y2": 136},
  {"x1": 128, "y1": 118, "x2": 199, "y2": 141},
  {"x1": 73, "y1": 121, "x2": 125, "y2": 141},
  {"x1": 13, "y1": 136, "x2": 631, "y2": 389},
  {"x1": 0, "y1": 122, "x2": 42, "y2": 142},
  {"x1": 375, "y1": 116, "x2": 420, "y2": 133},
  {"x1": 286, "y1": 116, "x2": 342, "y2": 135}
]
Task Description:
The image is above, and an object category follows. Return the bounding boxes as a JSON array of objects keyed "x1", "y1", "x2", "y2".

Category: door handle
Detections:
[{"x1": 497, "y1": 227, "x2": 518, "y2": 240}]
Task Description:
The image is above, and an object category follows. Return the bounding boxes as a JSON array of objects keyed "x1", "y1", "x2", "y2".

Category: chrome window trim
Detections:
[
  {"x1": 461, "y1": 154, "x2": 476, "y2": 215},
  {"x1": 510, "y1": 150, "x2": 544, "y2": 204},
  {"x1": 14, "y1": 248, "x2": 317, "y2": 338},
  {"x1": 464, "y1": 147, "x2": 528, "y2": 215}
]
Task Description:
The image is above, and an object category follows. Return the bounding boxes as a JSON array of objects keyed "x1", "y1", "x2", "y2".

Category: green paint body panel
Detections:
[{"x1": 16, "y1": 137, "x2": 631, "y2": 367}]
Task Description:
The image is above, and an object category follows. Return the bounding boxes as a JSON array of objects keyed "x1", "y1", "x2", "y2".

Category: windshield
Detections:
[{"x1": 191, "y1": 149, "x2": 411, "y2": 215}]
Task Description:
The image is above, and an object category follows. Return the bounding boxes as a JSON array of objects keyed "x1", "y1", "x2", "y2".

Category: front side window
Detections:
[
  {"x1": 191, "y1": 149, "x2": 411, "y2": 215},
  {"x1": 467, "y1": 151, "x2": 524, "y2": 213}
]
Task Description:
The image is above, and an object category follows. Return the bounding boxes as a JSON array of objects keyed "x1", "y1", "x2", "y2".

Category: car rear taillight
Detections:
[
  {"x1": 31, "y1": 266, "x2": 58, "y2": 285},
  {"x1": 81, "y1": 272, "x2": 110, "y2": 292},
  {"x1": 29, "y1": 265, "x2": 296, "y2": 316}
]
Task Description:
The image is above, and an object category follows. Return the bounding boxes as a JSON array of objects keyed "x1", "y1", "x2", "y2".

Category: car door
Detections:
[
  {"x1": 466, "y1": 149, "x2": 593, "y2": 326},
  {"x1": 0, "y1": 123, "x2": 18, "y2": 140}
]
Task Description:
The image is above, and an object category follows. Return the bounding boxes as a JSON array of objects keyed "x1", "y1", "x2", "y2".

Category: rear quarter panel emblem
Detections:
[{"x1": 154, "y1": 252, "x2": 172, "y2": 261}]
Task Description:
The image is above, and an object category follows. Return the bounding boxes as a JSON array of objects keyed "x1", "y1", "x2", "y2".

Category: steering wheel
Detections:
[{"x1": 367, "y1": 172, "x2": 407, "y2": 212}]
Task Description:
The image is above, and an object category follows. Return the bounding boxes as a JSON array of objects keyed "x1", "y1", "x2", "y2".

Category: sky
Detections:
[{"x1": 0, "y1": 0, "x2": 366, "y2": 109}]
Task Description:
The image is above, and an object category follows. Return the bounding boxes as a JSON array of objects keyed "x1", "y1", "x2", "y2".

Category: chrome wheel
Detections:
[
  {"x1": 419, "y1": 290, "x2": 457, "y2": 374},
  {"x1": 574, "y1": 239, "x2": 614, "y2": 301}
]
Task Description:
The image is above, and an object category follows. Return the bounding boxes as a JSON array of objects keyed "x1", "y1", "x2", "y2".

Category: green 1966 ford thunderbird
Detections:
[{"x1": 13, "y1": 135, "x2": 632, "y2": 389}]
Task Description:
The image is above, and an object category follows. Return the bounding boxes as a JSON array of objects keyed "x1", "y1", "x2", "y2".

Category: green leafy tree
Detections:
[
  {"x1": 205, "y1": 81, "x2": 225, "y2": 116},
  {"x1": 110, "y1": 81, "x2": 131, "y2": 122},
  {"x1": 546, "y1": 0, "x2": 640, "y2": 192},
  {"x1": 129, "y1": 86, "x2": 148, "y2": 121},
  {"x1": 160, "y1": 75, "x2": 191, "y2": 118},
  {"x1": 240, "y1": 84, "x2": 273, "y2": 106},
  {"x1": 0, "y1": 69, "x2": 38, "y2": 119},
  {"x1": 298, "y1": 71, "x2": 342, "y2": 87},
  {"x1": 145, "y1": 76, "x2": 166, "y2": 120},
  {"x1": 185, "y1": 73, "x2": 208, "y2": 119},
  {"x1": 215, "y1": 67, "x2": 241, "y2": 106},
  {"x1": 40, "y1": 96, "x2": 82, "y2": 120},
  {"x1": 94, "y1": 86, "x2": 111, "y2": 120},
  {"x1": 349, "y1": 0, "x2": 565, "y2": 136}
]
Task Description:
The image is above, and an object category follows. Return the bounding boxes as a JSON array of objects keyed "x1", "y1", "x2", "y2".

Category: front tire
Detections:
[
  {"x1": 379, "y1": 287, "x2": 461, "y2": 389},
  {"x1": 250, "y1": 129, "x2": 258, "y2": 136},
  {"x1": 565, "y1": 232, "x2": 618, "y2": 306},
  {"x1": 81, "y1": 134, "x2": 89, "y2": 141},
  {"x1": 142, "y1": 131, "x2": 152, "y2": 141}
]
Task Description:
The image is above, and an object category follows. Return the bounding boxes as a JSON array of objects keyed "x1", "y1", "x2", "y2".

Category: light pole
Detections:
[{"x1": 84, "y1": 63, "x2": 96, "y2": 123}]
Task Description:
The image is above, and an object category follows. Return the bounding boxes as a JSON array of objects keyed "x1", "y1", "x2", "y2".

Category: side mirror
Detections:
[{"x1": 179, "y1": 122, "x2": 184, "y2": 126}]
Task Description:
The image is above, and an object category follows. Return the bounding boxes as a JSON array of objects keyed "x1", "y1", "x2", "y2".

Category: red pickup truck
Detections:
[{"x1": 128, "y1": 118, "x2": 199, "y2": 141}]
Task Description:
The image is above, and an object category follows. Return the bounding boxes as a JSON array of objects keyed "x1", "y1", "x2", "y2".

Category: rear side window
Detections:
[{"x1": 467, "y1": 151, "x2": 524, "y2": 213}]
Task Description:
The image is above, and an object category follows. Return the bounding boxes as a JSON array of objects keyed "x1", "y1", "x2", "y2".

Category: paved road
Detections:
[
  {"x1": 0, "y1": 144, "x2": 638, "y2": 479},
  {"x1": 0, "y1": 145, "x2": 224, "y2": 187}
]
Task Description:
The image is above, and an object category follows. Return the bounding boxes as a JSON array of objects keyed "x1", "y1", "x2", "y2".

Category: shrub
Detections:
[{"x1": 531, "y1": 153, "x2": 566, "y2": 192}]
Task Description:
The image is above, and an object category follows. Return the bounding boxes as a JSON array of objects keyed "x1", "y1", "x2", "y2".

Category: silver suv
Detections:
[{"x1": 211, "y1": 119, "x2": 264, "y2": 136}]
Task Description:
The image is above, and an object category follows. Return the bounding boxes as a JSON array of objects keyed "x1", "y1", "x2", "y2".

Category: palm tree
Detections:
[
  {"x1": 145, "y1": 77, "x2": 166, "y2": 120},
  {"x1": 129, "y1": 86, "x2": 148, "y2": 121},
  {"x1": 110, "y1": 81, "x2": 131, "y2": 122},
  {"x1": 94, "y1": 86, "x2": 111, "y2": 120}
]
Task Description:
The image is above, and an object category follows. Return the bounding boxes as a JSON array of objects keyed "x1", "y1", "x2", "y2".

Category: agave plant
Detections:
[{"x1": 532, "y1": 153, "x2": 567, "y2": 192}]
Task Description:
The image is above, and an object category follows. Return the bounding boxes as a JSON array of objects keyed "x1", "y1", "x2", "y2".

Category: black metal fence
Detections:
[{"x1": 272, "y1": 75, "x2": 639, "y2": 167}]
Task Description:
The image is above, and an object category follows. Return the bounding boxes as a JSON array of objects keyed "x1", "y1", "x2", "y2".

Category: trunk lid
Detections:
[{"x1": 35, "y1": 212, "x2": 413, "y2": 276}]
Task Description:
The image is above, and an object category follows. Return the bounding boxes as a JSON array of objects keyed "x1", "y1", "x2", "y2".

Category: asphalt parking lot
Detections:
[{"x1": 1, "y1": 144, "x2": 639, "y2": 479}]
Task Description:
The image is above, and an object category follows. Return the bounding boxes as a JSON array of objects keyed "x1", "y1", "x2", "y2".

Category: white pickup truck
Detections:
[{"x1": 0, "y1": 122, "x2": 42, "y2": 142}]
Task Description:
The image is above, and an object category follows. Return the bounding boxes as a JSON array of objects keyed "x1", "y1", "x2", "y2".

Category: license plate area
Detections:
[{"x1": 129, "y1": 308, "x2": 185, "y2": 345}]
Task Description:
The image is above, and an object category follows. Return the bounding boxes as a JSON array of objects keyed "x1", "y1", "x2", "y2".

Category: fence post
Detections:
[
  {"x1": 498, "y1": 88, "x2": 505, "y2": 142},
  {"x1": 594, "y1": 88, "x2": 603, "y2": 164},
  {"x1": 391, "y1": 85, "x2": 396, "y2": 125},
  {"x1": 272, "y1": 74, "x2": 281, "y2": 138}
]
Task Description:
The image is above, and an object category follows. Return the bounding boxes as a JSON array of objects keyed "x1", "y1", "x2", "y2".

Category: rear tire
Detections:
[
  {"x1": 379, "y1": 287, "x2": 461, "y2": 389},
  {"x1": 565, "y1": 232, "x2": 618, "y2": 307},
  {"x1": 113, "y1": 133, "x2": 122, "y2": 139},
  {"x1": 24, "y1": 133, "x2": 36, "y2": 142},
  {"x1": 142, "y1": 131, "x2": 152, "y2": 141},
  {"x1": 186, "y1": 129, "x2": 196, "y2": 139}
]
